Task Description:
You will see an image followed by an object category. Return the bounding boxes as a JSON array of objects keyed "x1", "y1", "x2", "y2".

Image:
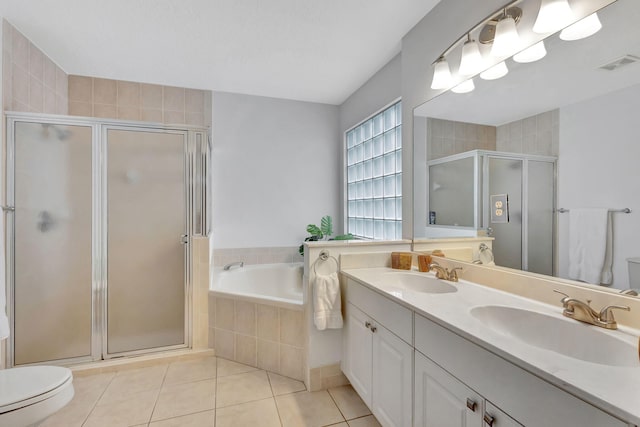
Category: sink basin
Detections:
[
  {"x1": 470, "y1": 305, "x2": 639, "y2": 367},
  {"x1": 376, "y1": 272, "x2": 457, "y2": 294}
]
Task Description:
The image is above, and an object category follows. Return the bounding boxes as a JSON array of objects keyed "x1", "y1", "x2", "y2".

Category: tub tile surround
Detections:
[
  {"x1": 212, "y1": 246, "x2": 302, "y2": 267},
  {"x1": 42, "y1": 354, "x2": 379, "y2": 427},
  {"x1": 68, "y1": 75, "x2": 212, "y2": 127},
  {"x1": 340, "y1": 251, "x2": 640, "y2": 424},
  {"x1": 192, "y1": 237, "x2": 212, "y2": 349}
]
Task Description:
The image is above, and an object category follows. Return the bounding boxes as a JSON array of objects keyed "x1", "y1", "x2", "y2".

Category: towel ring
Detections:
[{"x1": 313, "y1": 249, "x2": 339, "y2": 276}]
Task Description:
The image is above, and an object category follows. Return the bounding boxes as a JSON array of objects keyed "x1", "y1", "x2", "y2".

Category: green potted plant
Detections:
[{"x1": 299, "y1": 215, "x2": 354, "y2": 256}]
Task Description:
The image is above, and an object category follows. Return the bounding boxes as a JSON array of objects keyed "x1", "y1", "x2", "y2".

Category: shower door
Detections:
[
  {"x1": 11, "y1": 122, "x2": 95, "y2": 365},
  {"x1": 104, "y1": 127, "x2": 187, "y2": 356}
]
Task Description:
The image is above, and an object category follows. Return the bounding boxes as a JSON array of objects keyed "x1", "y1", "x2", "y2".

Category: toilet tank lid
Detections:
[
  {"x1": 627, "y1": 257, "x2": 640, "y2": 264},
  {"x1": 0, "y1": 366, "x2": 72, "y2": 409}
]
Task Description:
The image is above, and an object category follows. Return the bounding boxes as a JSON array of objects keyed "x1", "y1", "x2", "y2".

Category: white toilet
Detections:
[
  {"x1": 0, "y1": 365, "x2": 74, "y2": 426},
  {"x1": 626, "y1": 257, "x2": 640, "y2": 294}
]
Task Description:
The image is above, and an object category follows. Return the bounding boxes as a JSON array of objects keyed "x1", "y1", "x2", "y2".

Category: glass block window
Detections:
[{"x1": 346, "y1": 101, "x2": 402, "y2": 239}]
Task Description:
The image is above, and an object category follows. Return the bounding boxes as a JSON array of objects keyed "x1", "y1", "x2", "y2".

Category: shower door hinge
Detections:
[{"x1": 180, "y1": 235, "x2": 189, "y2": 244}]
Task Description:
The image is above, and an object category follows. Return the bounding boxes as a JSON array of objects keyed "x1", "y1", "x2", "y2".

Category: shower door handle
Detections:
[{"x1": 180, "y1": 235, "x2": 189, "y2": 244}]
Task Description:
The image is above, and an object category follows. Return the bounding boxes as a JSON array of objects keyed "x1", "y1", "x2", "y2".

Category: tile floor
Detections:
[{"x1": 41, "y1": 356, "x2": 381, "y2": 427}]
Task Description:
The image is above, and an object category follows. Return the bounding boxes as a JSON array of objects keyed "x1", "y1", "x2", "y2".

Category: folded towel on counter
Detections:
[
  {"x1": 568, "y1": 208, "x2": 612, "y2": 285},
  {"x1": 313, "y1": 272, "x2": 343, "y2": 330}
]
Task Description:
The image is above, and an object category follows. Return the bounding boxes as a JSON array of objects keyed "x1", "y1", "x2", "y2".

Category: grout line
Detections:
[
  {"x1": 80, "y1": 371, "x2": 117, "y2": 426},
  {"x1": 213, "y1": 356, "x2": 219, "y2": 427},
  {"x1": 265, "y1": 371, "x2": 285, "y2": 426},
  {"x1": 325, "y1": 388, "x2": 347, "y2": 424}
]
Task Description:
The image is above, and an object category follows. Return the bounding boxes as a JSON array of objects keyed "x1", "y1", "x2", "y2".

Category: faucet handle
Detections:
[
  {"x1": 448, "y1": 267, "x2": 462, "y2": 282},
  {"x1": 553, "y1": 289, "x2": 570, "y2": 305},
  {"x1": 599, "y1": 305, "x2": 631, "y2": 324}
]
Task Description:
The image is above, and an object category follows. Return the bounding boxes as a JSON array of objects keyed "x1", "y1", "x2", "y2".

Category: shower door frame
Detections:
[{"x1": 5, "y1": 112, "x2": 210, "y2": 367}]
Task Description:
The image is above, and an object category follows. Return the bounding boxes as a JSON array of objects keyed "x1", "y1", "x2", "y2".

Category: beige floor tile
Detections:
[
  {"x1": 151, "y1": 379, "x2": 216, "y2": 421},
  {"x1": 347, "y1": 415, "x2": 382, "y2": 427},
  {"x1": 216, "y1": 357, "x2": 258, "y2": 377},
  {"x1": 216, "y1": 370, "x2": 273, "y2": 408},
  {"x1": 327, "y1": 423, "x2": 348, "y2": 427},
  {"x1": 164, "y1": 356, "x2": 217, "y2": 385},
  {"x1": 84, "y1": 388, "x2": 159, "y2": 427},
  {"x1": 215, "y1": 398, "x2": 281, "y2": 427},
  {"x1": 149, "y1": 410, "x2": 215, "y2": 426},
  {"x1": 98, "y1": 364, "x2": 167, "y2": 406},
  {"x1": 276, "y1": 390, "x2": 345, "y2": 427},
  {"x1": 268, "y1": 371, "x2": 306, "y2": 396},
  {"x1": 328, "y1": 385, "x2": 371, "y2": 420}
]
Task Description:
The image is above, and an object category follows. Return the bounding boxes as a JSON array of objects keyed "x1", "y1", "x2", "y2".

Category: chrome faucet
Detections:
[
  {"x1": 429, "y1": 263, "x2": 461, "y2": 282},
  {"x1": 223, "y1": 261, "x2": 244, "y2": 271},
  {"x1": 553, "y1": 290, "x2": 630, "y2": 330}
]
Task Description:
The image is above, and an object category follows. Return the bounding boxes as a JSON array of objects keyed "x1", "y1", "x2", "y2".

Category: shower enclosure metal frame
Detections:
[{"x1": 4, "y1": 112, "x2": 211, "y2": 367}]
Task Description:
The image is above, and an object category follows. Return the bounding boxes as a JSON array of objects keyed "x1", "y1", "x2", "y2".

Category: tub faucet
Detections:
[{"x1": 223, "y1": 261, "x2": 244, "y2": 271}]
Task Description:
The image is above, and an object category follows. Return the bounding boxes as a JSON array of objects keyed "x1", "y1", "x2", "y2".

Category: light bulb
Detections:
[
  {"x1": 431, "y1": 57, "x2": 453, "y2": 89},
  {"x1": 480, "y1": 61, "x2": 509, "y2": 80},
  {"x1": 491, "y1": 15, "x2": 520, "y2": 57},
  {"x1": 459, "y1": 37, "x2": 483, "y2": 76},
  {"x1": 533, "y1": 0, "x2": 574, "y2": 34},
  {"x1": 451, "y1": 79, "x2": 475, "y2": 94},
  {"x1": 513, "y1": 41, "x2": 547, "y2": 63},
  {"x1": 560, "y1": 13, "x2": 602, "y2": 40}
]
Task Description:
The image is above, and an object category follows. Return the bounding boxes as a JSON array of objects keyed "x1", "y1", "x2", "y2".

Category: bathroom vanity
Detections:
[{"x1": 341, "y1": 264, "x2": 640, "y2": 427}]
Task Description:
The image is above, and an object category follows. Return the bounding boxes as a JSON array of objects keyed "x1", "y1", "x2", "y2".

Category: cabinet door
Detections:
[
  {"x1": 415, "y1": 351, "x2": 483, "y2": 427},
  {"x1": 483, "y1": 402, "x2": 523, "y2": 427},
  {"x1": 372, "y1": 323, "x2": 413, "y2": 427},
  {"x1": 344, "y1": 303, "x2": 374, "y2": 407}
]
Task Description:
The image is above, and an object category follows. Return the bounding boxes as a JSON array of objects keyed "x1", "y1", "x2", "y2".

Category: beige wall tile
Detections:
[
  {"x1": 12, "y1": 63, "x2": 29, "y2": 106},
  {"x1": 117, "y1": 106, "x2": 140, "y2": 121},
  {"x1": 309, "y1": 367, "x2": 322, "y2": 392},
  {"x1": 208, "y1": 327, "x2": 215, "y2": 349},
  {"x1": 280, "y1": 308, "x2": 304, "y2": 347},
  {"x1": 93, "y1": 77, "x2": 117, "y2": 105},
  {"x1": 257, "y1": 339, "x2": 279, "y2": 373},
  {"x1": 29, "y1": 44, "x2": 43, "y2": 81},
  {"x1": 235, "y1": 333, "x2": 257, "y2": 367},
  {"x1": 141, "y1": 83, "x2": 163, "y2": 108},
  {"x1": 186, "y1": 112, "x2": 205, "y2": 126},
  {"x1": 141, "y1": 108, "x2": 163, "y2": 123},
  {"x1": 44, "y1": 87, "x2": 56, "y2": 112},
  {"x1": 12, "y1": 100, "x2": 28, "y2": 112},
  {"x1": 43, "y1": 57, "x2": 56, "y2": 89},
  {"x1": 28, "y1": 75, "x2": 43, "y2": 112},
  {"x1": 215, "y1": 297, "x2": 235, "y2": 331},
  {"x1": 69, "y1": 75, "x2": 93, "y2": 102},
  {"x1": 56, "y1": 66, "x2": 68, "y2": 97},
  {"x1": 164, "y1": 110, "x2": 185, "y2": 124},
  {"x1": 55, "y1": 94, "x2": 68, "y2": 115},
  {"x1": 185, "y1": 89, "x2": 204, "y2": 113},
  {"x1": 117, "y1": 80, "x2": 140, "y2": 107},
  {"x1": 11, "y1": 28, "x2": 29, "y2": 70},
  {"x1": 3, "y1": 19, "x2": 13, "y2": 52},
  {"x1": 93, "y1": 103, "x2": 117, "y2": 119},
  {"x1": 214, "y1": 328, "x2": 235, "y2": 360},
  {"x1": 257, "y1": 304, "x2": 279, "y2": 342},
  {"x1": 163, "y1": 86, "x2": 185, "y2": 111},
  {"x1": 322, "y1": 372, "x2": 349, "y2": 390},
  {"x1": 279, "y1": 344, "x2": 304, "y2": 380},
  {"x1": 235, "y1": 301, "x2": 256, "y2": 335},
  {"x1": 69, "y1": 101, "x2": 92, "y2": 116},
  {"x1": 208, "y1": 295, "x2": 216, "y2": 327}
]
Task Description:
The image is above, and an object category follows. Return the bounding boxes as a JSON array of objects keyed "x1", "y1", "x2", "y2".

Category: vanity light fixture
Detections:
[
  {"x1": 431, "y1": 56, "x2": 454, "y2": 89},
  {"x1": 533, "y1": 0, "x2": 574, "y2": 34},
  {"x1": 560, "y1": 12, "x2": 602, "y2": 40},
  {"x1": 451, "y1": 78, "x2": 475, "y2": 94},
  {"x1": 491, "y1": 9, "x2": 521, "y2": 57},
  {"x1": 459, "y1": 34, "x2": 484, "y2": 76},
  {"x1": 480, "y1": 61, "x2": 509, "y2": 80},
  {"x1": 513, "y1": 40, "x2": 547, "y2": 63}
]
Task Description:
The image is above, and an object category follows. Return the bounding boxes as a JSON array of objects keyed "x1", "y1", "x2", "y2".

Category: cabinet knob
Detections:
[
  {"x1": 466, "y1": 398, "x2": 477, "y2": 412},
  {"x1": 365, "y1": 321, "x2": 372, "y2": 328},
  {"x1": 483, "y1": 413, "x2": 495, "y2": 426},
  {"x1": 370, "y1": 326, "x2": 377, "y2": 333}
]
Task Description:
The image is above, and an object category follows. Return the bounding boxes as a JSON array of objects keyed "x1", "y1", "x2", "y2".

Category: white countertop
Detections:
[{"x1": 341, "y1": 267, "x2": 640, "y2": 425}]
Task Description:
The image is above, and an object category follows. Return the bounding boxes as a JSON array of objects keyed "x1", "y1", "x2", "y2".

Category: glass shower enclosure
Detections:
[
  {"x1": 5, "y1": 113, "x2": 210, "y2": 366},
  {"x1": 427, "y1": 150, "x2": 556, "y2": 275}
]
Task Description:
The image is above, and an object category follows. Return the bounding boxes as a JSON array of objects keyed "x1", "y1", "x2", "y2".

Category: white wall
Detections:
[
  {"x1": 557, "y1": 84, "x2": 640, "y2": 289},
  {"x1": 212, "y1": 91, "x2": 340, "y2": 248}
]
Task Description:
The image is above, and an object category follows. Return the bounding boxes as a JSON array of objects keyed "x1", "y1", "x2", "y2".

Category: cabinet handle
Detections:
[
  {"x1": 365, "y1": 321, "x2": 372, "y2": 328},
  {"x1": 370, "y1": 326, "x2": 377, "y2": 333},
  {"x1": 466, "y1": 398, "x2": 477, "y2": 412},
  {"x1": 483, "y1": 413, "x2": 495, "y2": 426}
]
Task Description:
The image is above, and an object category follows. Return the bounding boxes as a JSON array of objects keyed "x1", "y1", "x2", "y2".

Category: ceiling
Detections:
[{"x1": 0, "y1": 0, "x2": 441, "y2": 105}]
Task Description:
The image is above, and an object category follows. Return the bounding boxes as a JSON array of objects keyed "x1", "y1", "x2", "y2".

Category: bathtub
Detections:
[{"x1": 210, "y1": 262, "x2": 303, "y2": 310}]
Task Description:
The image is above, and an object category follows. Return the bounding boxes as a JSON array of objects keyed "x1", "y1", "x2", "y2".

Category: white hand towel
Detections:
[
  {"x1": 0, "y1": 215, "x2": 9, "y2": 339},
  {"x1": 568, "y1": 208, "x2": 613, "y2": 285},
  {"x1": 313, "y1": 272, "x2": 343, "y2": 331}
]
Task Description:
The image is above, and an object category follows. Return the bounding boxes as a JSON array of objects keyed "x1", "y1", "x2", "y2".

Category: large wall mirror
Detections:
[{"x1": 413, "y1": 0, "x2": 640, "y2": 296}]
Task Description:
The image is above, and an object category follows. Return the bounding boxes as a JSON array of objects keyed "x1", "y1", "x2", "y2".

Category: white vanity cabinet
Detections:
[{"x1": 343, "y1": 279, "x2": 413, "y2": 427}]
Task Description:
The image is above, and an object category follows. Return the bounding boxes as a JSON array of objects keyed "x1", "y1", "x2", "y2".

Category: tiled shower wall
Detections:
[
  {"x1": 2, "y1": 20, "x2": 68, "y2": 114},
  {"x1": 496, "y1": 109, "x2": 559, "y2": 156},
  {"x1": 427, "y1": 117, "x2": 496, "y2": 160},
  {"x1": 68, "y1": 75, "x2": 212, "y2": 127}
]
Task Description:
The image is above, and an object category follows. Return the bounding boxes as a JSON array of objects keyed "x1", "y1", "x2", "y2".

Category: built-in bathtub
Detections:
[{"x1": 208, "y1": 262, "x2": 306, "y2": 380}]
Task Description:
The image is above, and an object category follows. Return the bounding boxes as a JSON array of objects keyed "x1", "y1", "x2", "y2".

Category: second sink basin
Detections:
[
  {"x1": 376, "y1": 272, "x2": 457, "y2": 294},
  {"x1": 470, "y1": 305, "x2": 639, "y2": 367}
]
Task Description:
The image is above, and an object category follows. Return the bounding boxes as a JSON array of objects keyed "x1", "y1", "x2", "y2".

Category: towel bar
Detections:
[{"x1": 557, "y1": 208, "x2": 631, "y2": 214}]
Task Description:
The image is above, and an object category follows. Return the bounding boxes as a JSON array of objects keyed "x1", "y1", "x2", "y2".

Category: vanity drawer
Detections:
[
  {"x1": 346, "y1": 278, "x2": 413, "y2": 345},
  {"x1": 414, "y1": 313, "x2": 627, "y2": 427}
]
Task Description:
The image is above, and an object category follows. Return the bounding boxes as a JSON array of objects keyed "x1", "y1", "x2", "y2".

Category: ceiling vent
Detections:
[{"x1": 599, "y1": 55, "x2": 640, "y2": 71}]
